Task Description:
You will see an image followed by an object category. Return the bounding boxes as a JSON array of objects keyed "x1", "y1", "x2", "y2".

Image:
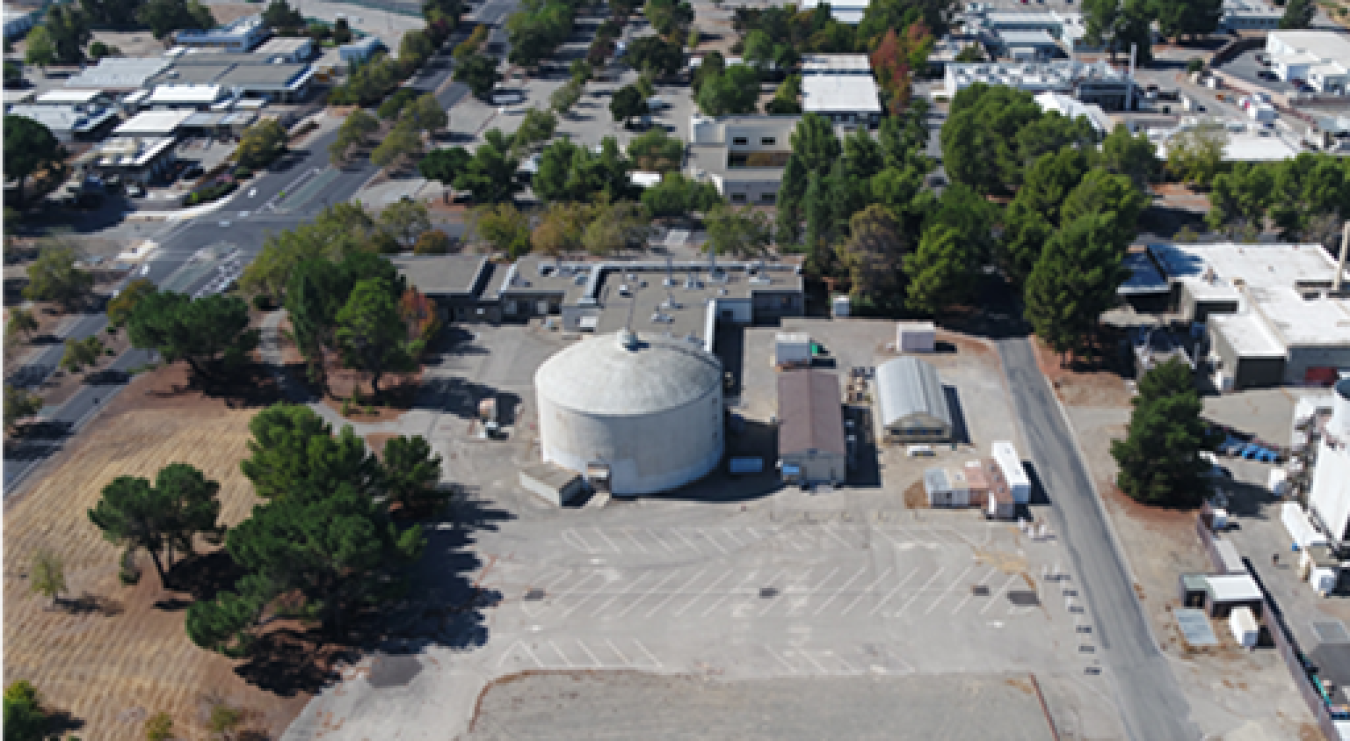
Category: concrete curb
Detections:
[{"x1": 123, "y1": 190, "x2": 239, "y2": 222}]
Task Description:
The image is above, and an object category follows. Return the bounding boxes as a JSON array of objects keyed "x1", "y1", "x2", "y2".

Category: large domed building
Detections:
[{"x1": 534, "y1": 329, "x2": 724, "y2": 495}]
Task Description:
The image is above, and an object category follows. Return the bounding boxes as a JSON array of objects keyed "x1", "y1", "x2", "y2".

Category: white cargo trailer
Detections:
[
  {"x1": 1229, "y1": 606, "x2": 1259, "y2": 649},
  {"x1": 992, "y1": 441, "x2": 1031, "y2": 504}
]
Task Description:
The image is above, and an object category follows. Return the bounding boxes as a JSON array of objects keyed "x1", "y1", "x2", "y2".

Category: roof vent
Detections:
[{"x1": 618, "y1": 328, "x2": 639, "y2": 350}]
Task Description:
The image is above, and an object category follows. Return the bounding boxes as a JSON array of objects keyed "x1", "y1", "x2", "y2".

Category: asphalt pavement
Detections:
[{"x1": 998, "y1": 337, "x2": 1199, "y2": 741}]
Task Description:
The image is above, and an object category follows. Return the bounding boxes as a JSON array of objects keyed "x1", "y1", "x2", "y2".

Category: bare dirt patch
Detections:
[
  {"x1": 3, "y1": 364, "x2": 311, "y2": 741},
  {"x1": 1029, "y1": 336, "x2": 1132, "y2": 408},
  {"x1": 275, "y1": 317, "x2": 422, "y2": 423}
]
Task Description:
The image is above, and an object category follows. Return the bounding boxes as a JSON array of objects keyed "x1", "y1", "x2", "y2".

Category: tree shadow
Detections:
[
  {"x1": 148, "y1": 361, "x2": 287, "y2": 409},
  {"x1": 58, "y1": 592, "x2": 125, "y2": 617},
  {"x1": 166, "y1": 550, "x2": 248, "y2": 603},
  {"x1": 45, "y1": 708, "x2": 85, "y2": 738}
]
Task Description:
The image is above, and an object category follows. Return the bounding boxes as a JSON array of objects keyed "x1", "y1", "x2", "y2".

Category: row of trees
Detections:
[
  {"x1": 1206, "y1": 153, "x2": 1350, "y2": 245},
  {"x1": 469, "y1": 199, "x2": 650, "y2": 259},
  {"x1": 329, "y1": 93, "x2": 447, "y2": 168},
  {"x1": 505, "y1": 0, "x2": 580, "y2": 69}
]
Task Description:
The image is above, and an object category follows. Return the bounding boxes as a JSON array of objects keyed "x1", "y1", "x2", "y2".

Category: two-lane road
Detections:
[{"x1": 999, "y1": 337, "x2": 1198, "y2": 740}]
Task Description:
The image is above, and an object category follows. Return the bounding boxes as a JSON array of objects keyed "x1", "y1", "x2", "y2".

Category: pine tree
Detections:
[
  {"x1": 905, "y1": 224, "x2": 973, "y2": 315},
  {"x1": 1111, "y1": 358, "x2": 1217, "y2": 506},
  {"x1": 1023, "y1": 213, "x2": 1130, "y2": 362}
]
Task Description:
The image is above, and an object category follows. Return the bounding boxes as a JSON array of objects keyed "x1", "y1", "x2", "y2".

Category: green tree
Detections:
[
  {"x1": 642, "y1": 173, "x2": 722, "y2": 219},
  {"x1": 59, "y1": 335, "x2": 104, "y2": 374},
  {"x1": 789, "y1": 113, "x2": 842, "y2": 176},
  {"x1": 470, "y1": 202, "x2": 532, "y2": 258},
  {"x1": 370, "y1": 121, "x2": 422, "y2": 169},
  {"x1": 1167, "y1": 121, "x2": 1228, "y2": 187},
  {"x1": 23, "y1": 242, "x2": 92, "y2": 310},
  {"x1": 1111, "y1": 358, "x2": 1216, "y2": 506},
  {"x1": 379, "y1": 199, "x2": 432, "y2": 249},
  {"x1": 582, "y1": 200, "x2": 649, "y2": 256},
  {"x1": 145, "y1": 711, "x2": 174, "y2": 741},
  {"x1": 262, "y1": 0, "x2": 304, "y2": 29},
  {"x1": 454, "y1": 55, "x2": 501, "y2": 99},
  {"x1": 89, "y1": 464, "x2": 224, "y2": 587},
  {"x1": 643, "y1": 0, "x2": 693, "y2": 37},
  {"x1": 382, "y1": 435, "x2": 445, "y2": 514},
  {"x1": 906, "y1": 223, "x2": 974, "y2": 315},
  {"x1": 1023, "y1": 213, "x2": 1131, "y2": 361},
  {"x1": 330, "y1": 108, "x2": 380, "y2": 165},
  {"x1": 530, "y1": 202, "x2": 585, "y2": 259},
  {"x1": 625, "y1": 35, "x2": 683, "y2": 77},
  {"x1": 4, "y1": 680, "x2": 48, "y2": 741},
  {"x1": 1153, "y1": 0, "x2": 1222, "y2": 41},
  {"x1": 126, "y1": 292, "x2": 260, "y2": 381},
  {"x1": 419, "y1": 146, "x2": 472, "y2": 202},
  {"x1": 404, "y1": 93, "x2": 448, "y2": 135},
  {"x1": 29, "y1": 548, "x2": 66, "y2": 608},
  {"x1": 1001, "y1": 200, "x2": 1055, "y2": 284},
  {"x1": 705, "y1": 204, "x2": 771, "y2": 258},
  {"x1": 551, "y1": 78, "x2": 583, "y2": 117},
  {"x1": 1060, "y1": 168, "x2": 1147, "y2": 249},
  {"x1": 1100, "y1": 124, "x2": 1159, "y2": 190},
  {"x1": 236, "y1": 119, "x2": 288, "y2": 170},
  {"x1": 940, "y1": 84, "x2": 1043, "y2": 195},
  {"x1": 44, "y1": 5, "x2": 91, "y2": 63},
  {"x1": 610, "y1": 84, "x2": 648, "y2": 123},
  {"x1": 23, "y1": 25, "x2": 56, "y2": 68},
  {"x1": 5, "y1": 115, "x2": 64, "y2": 207},
  {"x1": 627, "y1": 128, "x2": 684, "y2": 172},
  {"x1": 454, "y1": 130, "x2": 520, "y2": 203},
  {"x1": 511, "y1": 108, "x2": 557, "y2": 156},
  {"x1": 335, "y1": 278, "x2": 413, "y2": 400},
  {"x1": 696, "y1": 64, "x2": 759, "y2": 116},
  {"x1": 240, "y1": 403, "x2": 380, "y2": 499},
  {"x1": 4, "y1": 384, "x2": 43, "y2": 433},
  {"x1": 238, "y1": 203, "x2": 376, "y2": 304},
  {"x1": 138, "y1": 0, "x2": 213, "y2": 40},
  {"x1": 837, "y1": 204, "x2": 908, "y2": 313},
  {"x1": 1280, "y1": 0, "x2": 1316, "y2": 28},
  {"x1": 107, "y1": 277, "x2": 157, "y2": 327},
  {"x1": 7, "y1": 307, "x2": 38, "y2": 340}
]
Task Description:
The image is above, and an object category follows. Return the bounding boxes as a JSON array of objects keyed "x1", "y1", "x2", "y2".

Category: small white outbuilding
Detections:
[
  {"x1": 1229, "y1": 606, "x2": 1259, "y2": 649},
  {"x1": 896, "y1": 321, "x2": 936, "y2": 353},
  {"x1": 992, "y1": 441, "x2": 1031, "y2": 504}
]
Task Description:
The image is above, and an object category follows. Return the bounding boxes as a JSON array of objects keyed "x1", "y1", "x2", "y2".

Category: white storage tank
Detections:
[
  {"x1": 896, "y1": 321, "x2": 936, "y2": 353},
  {"x1": 535, "y1": 329, "x2": 724, "y2": 495},
  {"x1": 992, "y1": 441, "x2": 1031, "y2": 504}
]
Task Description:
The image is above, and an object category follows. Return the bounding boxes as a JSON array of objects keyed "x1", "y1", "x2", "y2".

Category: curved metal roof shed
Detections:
[{"x1": 875, "y1": 357, "x2": 953, "y2": 443}]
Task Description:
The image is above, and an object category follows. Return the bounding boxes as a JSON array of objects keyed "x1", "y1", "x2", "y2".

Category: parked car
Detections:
[{"x1": 125, "y1": 182, "x2": 146, "y2": 198}]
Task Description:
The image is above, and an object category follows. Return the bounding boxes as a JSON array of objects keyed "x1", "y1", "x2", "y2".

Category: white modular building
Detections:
[
  {"x1": 1266, "y1": 31, "x2": 1350, "y2": 95},
  {"x1": 992, "y1": 441, "x2": 1031, "y2": 504},
  {"x1": 534, "y1": 329, "x2": 724, "y2": 496}
]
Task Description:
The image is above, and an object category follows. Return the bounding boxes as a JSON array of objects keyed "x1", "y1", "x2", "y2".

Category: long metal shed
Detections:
[{"x1": 875, "y1": 357, "x2": 953, "y2": 443}]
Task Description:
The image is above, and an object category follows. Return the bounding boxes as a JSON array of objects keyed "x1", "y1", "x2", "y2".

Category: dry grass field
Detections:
[{"x1": 3, "y1": 369, "x2": 310, "y2": 740}]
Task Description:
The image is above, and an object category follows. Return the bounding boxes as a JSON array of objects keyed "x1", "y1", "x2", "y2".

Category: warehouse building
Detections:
[
  {"x1": 1265, "y1": 31, "x2": 1350, "y2": 95},
  {"x1": 874, "y1": 357, "x2": 954, "y2": 443},
  {"x1": 1124, "y1": 242, "x2": 1350, "y2": 391},
  {"x1": 534, "y1": 329, "x2": 725, "y2": 495},
  {"x1": 5, "y1": 104, "x2": 119, "y2": 141},
  {"x1": 778, "y1": 369, "x2": 847, "y2": 486},
  {"x1": 173, "y1": 14, "x2": 270, "y2": 52},
  {"x1": 944, "y1": 61, "x2": 1132, "y2": 110}
]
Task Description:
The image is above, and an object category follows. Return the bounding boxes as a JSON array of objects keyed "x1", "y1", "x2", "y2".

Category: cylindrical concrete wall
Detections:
[{"x1": 535, "y1": 331, "x2": 724, "y2": 495}]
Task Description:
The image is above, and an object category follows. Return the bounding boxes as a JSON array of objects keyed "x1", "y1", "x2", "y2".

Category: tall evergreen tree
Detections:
[
  {"x1": 1023, "y1": 213, "x2": 1131, "y2": 361},
  {"x1": 1111, "y1": 358, "x2": 1218, "y2": 506},
  {"x1": 906, "y1": 224, "x2": 974, "y2": 315}
]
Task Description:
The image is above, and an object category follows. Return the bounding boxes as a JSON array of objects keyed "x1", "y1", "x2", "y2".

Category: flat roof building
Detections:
[
  {"x1": 778, "y1": 369, "x2": 847, "y2": 486},
  {"x1": 1266, "y1": 31, "x2": 1350, "y2": 95},
  {"x1": 145, "y1": 84, "x2": 227, "y2": 109},
  {"x1": 687, "y1": 114, "x2": 799, "y2": 206},
  {"x1": 64, "y1": 57, "x2": 173, "y2": 91},
  {"x1": 801, "y1": 54, "x2": 872, "y2": 75},
  {"x1": 1035, "y1": 91, "x2": 1112, "y2": 134},
  {"x1": 1221, "y1": 0, "x2": 1283, "y2": 30},
  {"x1": 944, "y1": 61, "x2": 1132, "y2": 110},
  {"x1": 1126, "y1": 242, "x2": 1350, "y2": 392},
  {"x1": 253, "y1": 36, "x2": 316, "y2": 63},
  {"x1": 174, "y1": 14, "x2": 270, "y2": 52},
  {"x1": 6, "y1": 104, "x2": 120, "y2": 141},
  {"x1": 801, "y1": 74, "x2": 882, "y2": 128},
  {"x1": 1152, "y1": 118, "x2": 1302, "y2": 162},
  {"x1": 150, "y1": 54, "x2": 315, "y2": 102},
  {"x1": 34, "y1": 89, "x2": 113, "y2": 107},
  {"x1": 391, "y1": 255, "x2": 495, "y2": 323},
  {"x1": 114, "y1": 109, "x2": 195, "y2": 137},
  {"x1": 72, "y1": 137, "x2": 177, "y2": 184}
]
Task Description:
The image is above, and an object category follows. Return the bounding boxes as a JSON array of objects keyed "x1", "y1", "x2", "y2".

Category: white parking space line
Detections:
[
  {"x1": 698, "y1": 530, "x2": 728, "y2": 555},
  {"x1": 759, "y1": 568, "x2": 815, "y2": 617},
  {"x1": 787, "y1": 567, "x2": 840, "y2": 616},
  {"x1": 576, "y1": 639, "x2": 603, "y2": 666},
  {"x1": 814, "y1": 566, "x2": 869, "y2": 616},
  {"x1": 605, "y1": 638, "x2": 631, "y2": 664},
  {"x1": 766, "y1": 645, "x2": 800, "y2": 674},
  {"x1": 893, "y1": 569, "x2": 946, "y2": 618},
  {"x1": 592, "y1": 571, "x2": 656, "y2": 616},
  {"x1": 645, "y1": 568, "x2": 709, "y2": 618},
  {"x1": 540, "y1": 571, "x2": 606, "y2": 617},
  {"x1": 981, "y1": 574, "x2": 1021, "y2": 615},
  {"x1": 592, "y1": 527, "x2": 621, "y2": 553},
  {"x1": 547, "y1": 640, "x2": 573, "y2": 667},
  {"x1": 839, "y1": 568, "x2": 894, "y2": 616},
  {"x1": 925, "y1": 565, "x2": 975, "y2": 615},
  {"x1": 951, "y1": 568, "x2": 1000, "y2": 615},
  {"x1": 622, "y1": 529, "x2": 648, "y2": 554},
  {"x1": 721, "y1": 528, "x2": 745, "y2": 547},
  {"x1": 562, "y1": 529, "x2": 597, "y2": 553},
  {"x1": 673, "y1": 529, "x2": 702, "y2": 552},
  {"x1": 634, "y1": 640, "x2": 662, "y2": 668},
  {"x1": 646, "y1": 529, "x2": 677, "y2": 554},
  {"x1": 614, "y1": 571, "x2": 682, "y2": 618},
  {"x1": 673, "y1": 570, "x2": 737, "y2": 617},
  {"x1": 819, "y1": 524, "x2": 854, "y2": 549},
  {"x1": 558, "y1": 573, "x2": 617, "y2": 618},
  {"x1": 869, "y1": 568, "x2": 920, "y2": 616},
  {"x1": 702, "y1": 571, "x2": 761, "y2": 617},
  {"x1": 794, "y1": 649, "x2": 832, "y2": 674}
]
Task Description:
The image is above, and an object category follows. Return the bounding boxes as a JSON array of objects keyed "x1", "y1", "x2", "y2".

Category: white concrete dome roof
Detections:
[{"x1": 535, "y1": 331, "x2": 722, "y2": 416}]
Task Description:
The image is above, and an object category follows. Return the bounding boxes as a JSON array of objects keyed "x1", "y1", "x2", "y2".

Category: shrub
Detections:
[
  {"x1": 232, "y1": 166, "x2": 254, "y2": 179},
  {"x1": 252, "y1": 294, "x2": 275, "y2": 312},
  {"x1": 1186, "y1": 58, "x2": 1205, "y2": 74},
  {"x1": 181, "y1": 178, "x2": 239, "y2": 207},
  {"x1": 413, "y1": 229, "x2": 453, "y2": 254}
]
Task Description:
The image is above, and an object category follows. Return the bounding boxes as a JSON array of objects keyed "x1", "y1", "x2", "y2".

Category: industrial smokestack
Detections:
[{"x1": 1334, "y1": 220, "x2": 1350, "y2": 293}]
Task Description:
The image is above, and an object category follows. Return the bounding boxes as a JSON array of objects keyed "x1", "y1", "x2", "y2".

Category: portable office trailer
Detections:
[
  {"x1": 992, "y1": 441, "x2": 1031, "y2": 504},
  {"x1": 1229, "y1": 606, "x2": 1259, "y2": 648},
  {"x1": 1214, "y1": 540, "x2": 1247, "y2": 575},
  {"x1": 896, "y1": 321, "x2": 936, "y2": 353},
  {"x1": 1203, "y1": 574, "x2": 1264, "y2": 618},
  {"x1": 925, "y1": 467, "x2": 971, "y2": 508}
]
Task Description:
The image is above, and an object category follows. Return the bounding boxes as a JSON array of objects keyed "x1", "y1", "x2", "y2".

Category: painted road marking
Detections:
[
  {"x1": 646, "y1": 529, "x2": 677, "y2": 554},
  {"x1": 981, "y1": 574, "x2": 1022, "y2": 615},
  {"x1": 592, "y1": 571, "x2": 656, "y2": 616},
  {"x1": 673, "y1": 570, "x2": 737, "y2": 617},
  {"x1": 576, "y1": 639, "x2": 603, "y2": 666},
  {"x1": 592, "y1": 527, "x2": 621, "y2": 553},
  {"x1": 893, "y1": 569, "x2": 946, "y2": 618},
  {"x1": 622, "y1": 529, "x2": 648, "y2": 553},
  {"x1": 869, "y1": 568, "x2": 920, "y2": 616},
  {"x1": 787, "y1": 567, "x2": 839, "y2": 616},
  {"x1": 615, "y1": 571, "x2": 681, "y2": 618},
  {"x1": 605, "y1": 638, "x2": 631, "y2": 664},
  {"x1": 839, "y1": 568, "x2": 894, "y2": 617},
  {"x1": 634, "y1": 640, "x2": 662, "y2": 668},
  {"x1": 814, "y1": 566, "x2": 869, "y2": 616},
  {"x1": 645, "y1": 568, "x2": 709, "y2": 618},
  {"x1": 698, "y1": 529, "x2": 728, "y2": 554},
  {"x1": 951, "y1": 568, "x2": 1000, "y2": 615},
  {"x1": 547, "y1": 640, "x2": 573, "y2": 667},
  {"x1": 926, "y1": 565, "x2": 975, "y2": 615},
  {"x1": 702, "y1": 571, "x2": 761, "y2": 617}
]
